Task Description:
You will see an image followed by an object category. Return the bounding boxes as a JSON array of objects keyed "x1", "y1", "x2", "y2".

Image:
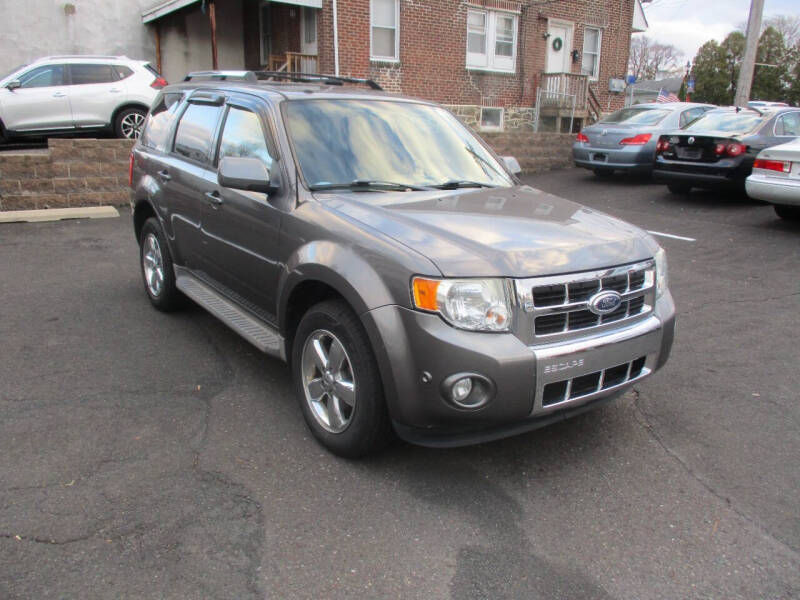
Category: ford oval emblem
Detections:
[{"x1": 588, "y1": 291, "x2": 623, "y2": 315}]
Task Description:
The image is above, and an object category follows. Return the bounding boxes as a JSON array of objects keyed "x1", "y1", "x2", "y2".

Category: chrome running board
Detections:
[{"x1": 175, "y1": 267, "x2": 285, "y2": 360}]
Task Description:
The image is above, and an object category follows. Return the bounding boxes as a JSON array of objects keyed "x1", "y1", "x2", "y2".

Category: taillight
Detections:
[
  {"x1": 714, "y1": 143, "x2": 727, "y2": 156},
  {"x1": 576, "y1": 132, "x2": 589, "y2": 143},
  {"x1": 725, "y1": 142, "x2": 746, "y2": 157},
  {"x1": 620, "y1": 133, "x2": 652, "y2": 145},
  {"x1": 150, "y1": 76, "x2": 168, "y2": 89},
  {"x1": 753, "y1": 158, "x2": 791, "y2": 173},
  {"x1": 128, "y1": 152, "x2": 135, "y2": 187},
  {"x1": 656, "y1": 139, "x2": 671, "y2": 153}
]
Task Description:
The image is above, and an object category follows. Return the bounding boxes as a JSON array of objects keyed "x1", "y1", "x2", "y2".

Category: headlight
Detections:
[
  {"x1": 412, "y1": 277, "x2": 512, "y2": 331},
  {"x1": 654, "y1": 247, "x2": 668, "y2": 298}
]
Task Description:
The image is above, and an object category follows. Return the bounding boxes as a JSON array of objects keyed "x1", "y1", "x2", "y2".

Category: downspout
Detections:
[{"x1": 333, "y1": 0, "x2": 340, "y2": 75}]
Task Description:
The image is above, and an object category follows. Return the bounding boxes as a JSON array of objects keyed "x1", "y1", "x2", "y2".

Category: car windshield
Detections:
[
  {"x1": 683, "y1": 111, "x2": 763, "y2": 133},
  {"x1": 599, "y1": 107, "x2": 670, "y2": 125},
  {"x1": 0, "y1": 64, "x2": 26, "y2": 81},
  {"x1": 284, "y1": 99, "x2": 513, "y2": 190}
]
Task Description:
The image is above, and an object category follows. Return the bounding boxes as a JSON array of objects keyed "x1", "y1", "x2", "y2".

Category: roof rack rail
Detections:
[
  {"x1": 184, "y1": 70, "x2": 258, "y2": 82},
  {"x1": 40, "y1": 54, "x2": 127, "y2": 60},
  {"x1": 251, "y1": 71, "x2": 383, "y2": 90}
]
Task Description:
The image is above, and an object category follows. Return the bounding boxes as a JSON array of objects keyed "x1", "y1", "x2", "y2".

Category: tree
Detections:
[
  {"x1": 752, "y1": 26, "x2": 789, "y2": 101},
  {"x1": 691, "y1": 33, "x2": 746, "y2": 105},
  {"x1": 628, "y1": 36, "x2": 684, "y2": 81}
]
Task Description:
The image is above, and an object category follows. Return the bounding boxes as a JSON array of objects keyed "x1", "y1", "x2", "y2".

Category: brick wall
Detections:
[
  {"x1": 317, "y1": 0, "x2": 634, "y2": 112},
  {"x1": 0, "y1": 139, "x2": 133, "y2": 212}
]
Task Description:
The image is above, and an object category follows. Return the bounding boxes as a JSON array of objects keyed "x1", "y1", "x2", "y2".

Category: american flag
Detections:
[{"x1": 656, "y1": 89, "x2": 680, "y2": 103}]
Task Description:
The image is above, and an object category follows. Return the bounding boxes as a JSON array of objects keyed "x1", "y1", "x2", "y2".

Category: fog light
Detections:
[{"x1": 452, "y1": 377, "x2": 473, "y2": 402}]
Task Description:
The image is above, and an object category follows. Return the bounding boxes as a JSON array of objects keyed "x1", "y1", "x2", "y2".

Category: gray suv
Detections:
[{"x1": 130, "y1": 71, "x2": 675, "y2": 457}]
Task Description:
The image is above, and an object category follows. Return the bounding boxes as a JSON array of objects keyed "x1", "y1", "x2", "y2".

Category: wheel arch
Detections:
[
  {"x1": 111, "y1": 102, "x2": 150, "y2": 127},
  {"x1": 132, "y1": 197, "x2": 157, "y2": 244}
]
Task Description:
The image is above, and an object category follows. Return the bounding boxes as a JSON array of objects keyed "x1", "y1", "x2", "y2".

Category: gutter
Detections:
[{"x1": 333, "y1": 0, "x2": 340, "y2": 75}]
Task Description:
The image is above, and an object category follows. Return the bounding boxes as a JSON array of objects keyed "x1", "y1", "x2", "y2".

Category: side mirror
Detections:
[
  {"x1": 218, "y1": 156, "x2": 279, "y2": 195},
  {"x1": 501, "y1": 156, "x2": 522, "y2": 175},
  {"x1": 6, "y1": 80, "x2": 21, "y2": 91}
]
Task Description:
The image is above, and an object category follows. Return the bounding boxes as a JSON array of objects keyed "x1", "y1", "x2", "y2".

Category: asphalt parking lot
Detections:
[{"x1": 1, "y1": 168, "x2": 798, "y2": 599}]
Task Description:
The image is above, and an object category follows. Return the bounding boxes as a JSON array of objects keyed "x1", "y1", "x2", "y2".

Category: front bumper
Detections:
[
  {"x1": 573, "y1": 143, "x2": 655, "y2": 172},
  {"x1": 362, "y1": 293, "x2": 675, "y2": 447}
]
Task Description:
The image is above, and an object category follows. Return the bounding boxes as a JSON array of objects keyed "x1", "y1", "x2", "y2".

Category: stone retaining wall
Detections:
[
  {"x1": 0, "y1": 132, "x2": 573, "y2": 211},
  {"x1": 0, "y1": 139, "x2": 134, "y2": 211}
]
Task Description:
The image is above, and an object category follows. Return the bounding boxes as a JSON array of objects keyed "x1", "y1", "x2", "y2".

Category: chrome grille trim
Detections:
[{"x1": 514, "y1": 259, "x2": 656, "y2": 344}]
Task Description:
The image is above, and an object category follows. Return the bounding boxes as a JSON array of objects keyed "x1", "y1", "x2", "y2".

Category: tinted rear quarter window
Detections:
[
  {"x1": 173, "y1": 103, "x2": 223, "y2": 163},
  {"x1": 114, "y1": 65, "x2": 134, "y2": 80},
  {"x1": 70, "y1": 64, "x2": 117, "y2": 85},
  {"x1": 141, "y1": 92, "x2": 184, "y2": 151}
]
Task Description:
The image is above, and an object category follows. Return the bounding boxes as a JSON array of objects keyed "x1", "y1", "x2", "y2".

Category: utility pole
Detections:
[{"x1": 734, "y1": 0, "x2": 765, "y2": 106}]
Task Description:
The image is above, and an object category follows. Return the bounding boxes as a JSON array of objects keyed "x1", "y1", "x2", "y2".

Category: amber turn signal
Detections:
[{"x1": 412, "y1": 277, "x2": 440, "y2": 311}]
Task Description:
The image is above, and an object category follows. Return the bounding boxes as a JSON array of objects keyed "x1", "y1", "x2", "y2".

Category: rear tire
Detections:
[
  {"x1": 139, "y1": 217, "x2": 184, "y2": 311},
  {"x1": 774, "y1": 204, "x2": 800, "y2": 221},
  {"x1": 115, "y1": 107, "x2": 147, "y2": 139},
  {"x1": 667, "y1": 183, "x2": 691, "y2": 195},
  {"x1": 292, "y1": 300, "x2": 393, "y2": 457},
  {"x1": 594, "y1": 168, "x2": 614, "y2": 178}
]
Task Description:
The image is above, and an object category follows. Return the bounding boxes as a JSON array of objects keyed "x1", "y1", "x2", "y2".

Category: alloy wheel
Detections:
[
  {"x1": 301, "y1": 329, "x2": 356, "y2": 433},
  {"x1": 142, "y1": 233, "x2": 165, "y2": 298},
  {"x1": 121, "y1": 112, "x2": 145, "y2": 139}
]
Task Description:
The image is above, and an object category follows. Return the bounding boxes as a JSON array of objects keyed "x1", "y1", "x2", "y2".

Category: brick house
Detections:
[{"x1": 144, "y1": 0, "x2": 648, "y2": 131}]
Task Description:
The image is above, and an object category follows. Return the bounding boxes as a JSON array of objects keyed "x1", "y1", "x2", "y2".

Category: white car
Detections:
[
  {"x1": 0, "y1": 55, "x2": 165, "y2": 141},
  {"x1": 746, "y1": 137, "x2": 800, "y2": 221}
]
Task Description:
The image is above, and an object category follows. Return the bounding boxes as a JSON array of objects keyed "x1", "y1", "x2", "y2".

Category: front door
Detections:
[
  {"x1": 300, "y1": 8, "x2": 318, "y2": 73},
  {"x1": 2, "y1": 64, "x2": 72, "y2": 131},
  {"x1": 545, "y1": 20, "x2": 573, "y2": 73},
  {"x1": 67, "y1": 63, "x2": 127, "y2": 128}
]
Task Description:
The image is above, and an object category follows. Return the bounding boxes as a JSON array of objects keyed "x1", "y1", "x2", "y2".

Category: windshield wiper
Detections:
[
  {"x1": 430, "y1": 180, "x2": 496, "y2": 190},
  {"x1": 310, "y1": 179, "x2": 427, "y2": 192},
  {"x1": 464, "y1": 145, "x2": 505, "y2": 178}
]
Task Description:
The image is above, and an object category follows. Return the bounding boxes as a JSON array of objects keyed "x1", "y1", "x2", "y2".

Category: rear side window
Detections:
[
  {"x1": 18, "y1": 64, "x2": 65, "y2": 88},
  {"x1": 774, "y1": 112, "x2": 800, "y2": 137},
  {"x1": 114, "y1": 65, "x2": 134, "y2": 80},
  {"x1": 173, "y1": 103, "x2": 223, "y2": 163},
  {"x1": 218, "y1": 107, "x2": 273, "y2": 169},
  {"x1": 70, "y1": 64, "x2": 118, "y2": 85},
  {"x1": 141, "y1": 92, "x2": 184, "y2": 150}
]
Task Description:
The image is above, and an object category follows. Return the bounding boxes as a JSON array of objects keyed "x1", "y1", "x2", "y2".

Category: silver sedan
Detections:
[
  {"x1": 573, "y1": 102, "x2": 715, "y2": 177},
  {"x1": 745, "y1": 137, "x2": 800, "y2": 221}
]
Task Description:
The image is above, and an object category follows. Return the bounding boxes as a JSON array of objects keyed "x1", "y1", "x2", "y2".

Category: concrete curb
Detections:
[{"x1": 0, "y1": 206, "x2": 120, "y2": 223}]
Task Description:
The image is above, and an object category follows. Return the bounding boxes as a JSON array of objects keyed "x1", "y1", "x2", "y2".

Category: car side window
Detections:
[
  {"x1": 173, "y1": 102, "x2": 223, "y2": 164},
  {"x1": 113, "y1": 65, "x2": 134, "y2": 80},
  {"x1": 18, "y1": 64, "x2": 65, "y2": 88},
  {"x1": 679, "y1": 108, "x2": 705, "y2": 128},
  {"x1": 217, "y1": 107, "x2": 273, "y2": 170},
  {"x1": 70, "y1": 64, "x2": 118, "y2": 85},
  {"x1": 141, "y1": 92, "x2": 184, "y2": 151},
  {"x1": 774, "y1": 112, "x2": 800, "y2": 137}
]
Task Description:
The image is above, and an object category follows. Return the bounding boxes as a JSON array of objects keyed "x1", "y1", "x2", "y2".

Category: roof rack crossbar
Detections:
[
  {"x1": 184, "y1": 70, "x2": 258, "y2": 82},
  {"x1": 182, "y1": 70, "x2": 383, "y2": 90}
]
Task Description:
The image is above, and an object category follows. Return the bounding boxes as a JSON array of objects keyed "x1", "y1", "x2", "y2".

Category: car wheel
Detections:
[
  {"x1": 667, "y1": 183, "x2": 692, "y2": 195},
  {"x1": 594, "y1": 168, "x2": 614, "y2": 178},
  {"x1": 115, "y1": 107, "x2": 147, "y2": 140},
  {"x1": 139, "y1": 217, "x2": 184, "y2": 311},
  {"x1": 292, "y1": 300, "x2": 393, "y2": 457},
  {"x1": 774, "y1": 204, "x2": 800, "y2": 221}
]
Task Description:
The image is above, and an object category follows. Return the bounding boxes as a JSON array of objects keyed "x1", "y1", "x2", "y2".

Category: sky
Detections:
[{"x1": 640, "y1": 0, "x2": 800, "y2": 65}]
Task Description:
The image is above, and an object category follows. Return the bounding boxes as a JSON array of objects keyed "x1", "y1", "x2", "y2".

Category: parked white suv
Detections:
[{"x1": 0, "y1": 55, "x2": 165, "y2": 141}]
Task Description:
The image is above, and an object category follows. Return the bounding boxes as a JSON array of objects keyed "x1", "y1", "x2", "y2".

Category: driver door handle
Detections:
[{"x1": 205, "y1": 191, "x2": 223, "y2": 206}]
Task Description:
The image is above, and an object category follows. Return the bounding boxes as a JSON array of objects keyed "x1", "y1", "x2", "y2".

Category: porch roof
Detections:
[{"x1": 142, "y1": 0, "x2": 321, "y2": 24}]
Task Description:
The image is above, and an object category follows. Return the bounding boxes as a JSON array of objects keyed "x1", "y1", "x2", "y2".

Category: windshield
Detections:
[
  {"x1": 599, "y1": 107, "x2": 670, "y2": 125},
  {"x1": 284, "y1": 99, "x2": 513, "y2": 190},
  {"x1": 0, "y1": 64, "x2": 26, "y2": 82},
  {"x1": 683, "y1": 111, "x2": 763, "y2": 133}
]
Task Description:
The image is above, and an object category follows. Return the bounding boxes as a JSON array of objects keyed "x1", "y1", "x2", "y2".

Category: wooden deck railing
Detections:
[
  {"x1": 538, "y1": 72, "x2": 589, "y2": 110},
  {"x1": 267, "y1": 52, "x2": 318, "y2": 74}
]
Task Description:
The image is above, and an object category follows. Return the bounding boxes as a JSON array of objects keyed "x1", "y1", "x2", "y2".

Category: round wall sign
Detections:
[{"x1": 552, "y1": 37, "x2": 563, "y2": 51}]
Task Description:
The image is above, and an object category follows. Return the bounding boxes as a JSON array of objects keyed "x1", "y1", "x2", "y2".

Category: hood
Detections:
[{"x1": 318, "y1": 185, "x2": 657, "y2": 278}]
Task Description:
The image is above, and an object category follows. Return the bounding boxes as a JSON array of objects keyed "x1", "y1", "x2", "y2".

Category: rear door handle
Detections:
[
  {"x1": 157, "y1": 170, "x2": 171, "y2": 182},
  {"x1": 205, "y1": 191, "x2": 223, "y2": 206},
  {"x1": 52, "y1": 92, "x2": 66, "y2": 98},
  {"x1": 109, "y1": 88, "x2": 122, "y2": 94}
]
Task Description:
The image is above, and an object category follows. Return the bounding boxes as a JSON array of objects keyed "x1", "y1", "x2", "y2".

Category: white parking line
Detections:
[{"x1": 646, "y1": 230, "x2": 696, "y2": 242}]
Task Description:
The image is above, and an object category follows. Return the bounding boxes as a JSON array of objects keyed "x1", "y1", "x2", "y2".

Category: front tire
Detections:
[
  {"x1": 774, "y1": 204, "x2": 800, "y2": 221},
  {"x1": 115, "y1": 107, "x2": 147, "y2": 139},
  {"x1": 139, "y1": 217, "x2": 184, "y2": 311},
  {"x1": 667, "y1": 183, "x2": 692, "y2": 195},
  {"x1": 292, "y1": 300, "x2": 392, "y2": 457}
]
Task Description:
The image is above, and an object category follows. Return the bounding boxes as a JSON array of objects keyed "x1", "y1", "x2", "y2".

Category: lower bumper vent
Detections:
[{"x1": 542, "y1": 356, "x2": 647, "y2": 407}]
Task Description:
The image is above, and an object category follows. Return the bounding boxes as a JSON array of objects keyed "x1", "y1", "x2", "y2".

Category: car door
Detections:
[
  {"x1": 1, "y1": 63, "x2": 71, "y2": 131},
  {"x1": 200, "y1": 98, "x2": 283, "y2": 315},
  {"x1": 161, "y1": 94, "x2": 226, "y2": 270},
  {"x1": 66, "y1": 63, "x2": 127, "y2": 128}
]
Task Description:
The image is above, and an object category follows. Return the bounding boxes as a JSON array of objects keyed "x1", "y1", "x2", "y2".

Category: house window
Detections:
[
  {"x1": 259, "y1": 3, "x2": 271, "y2": 65},
  {"x1": 466, "y1": 9, "x2": 517, "y2": 72},
  {"x1": 371, "y1": 0, "x2": 399, "y2": 61},
  {"x1": 581, "y1": 26, "x2": 602, "y2": 79},
  {"x1": 480, "y1": 107, "x2": 504, "y2": 131}
]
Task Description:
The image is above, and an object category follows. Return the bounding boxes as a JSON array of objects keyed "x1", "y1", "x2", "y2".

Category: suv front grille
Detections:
[
  {"x1": 542, "y1": 356, "x2": 647, "y2": 407},
  {"x1": 517, "y1": 260, "x2": 656, "y2": 342}
]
